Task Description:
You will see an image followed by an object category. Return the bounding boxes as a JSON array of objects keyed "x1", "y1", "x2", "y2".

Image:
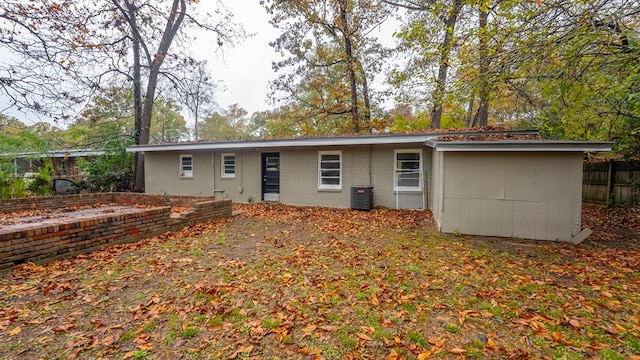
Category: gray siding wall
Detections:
[
  {"x1": 144, "y1": 145, "x2": 433, "y2": 209},
  {"x1": 436, "y1": 152, "x2": 583, "y2": 241}
]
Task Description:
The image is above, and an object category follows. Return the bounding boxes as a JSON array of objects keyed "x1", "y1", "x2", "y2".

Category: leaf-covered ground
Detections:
[{"x1": 0, "y1": 203, "x2": 638, "y2": 360}]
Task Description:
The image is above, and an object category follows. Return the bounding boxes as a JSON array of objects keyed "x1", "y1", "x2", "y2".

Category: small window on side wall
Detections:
[
  {"x1": 222, "y1": 153, "x2": 236, "y2": 178},
  {"x1": 180, "y1": 154, "x2": 193, "y2": 178},
  {"x1": 318, "y1": 151, "x2": 341, "y2": 190}
]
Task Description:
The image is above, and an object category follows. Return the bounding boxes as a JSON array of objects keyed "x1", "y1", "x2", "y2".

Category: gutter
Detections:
[{"x1": 425, "y1": 140, "x2": 613, "y2": 152}]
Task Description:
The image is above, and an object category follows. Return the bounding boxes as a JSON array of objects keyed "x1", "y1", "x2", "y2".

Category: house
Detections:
[
  {"x1": 0, "y1": 149, "x2": 103, "y2": 179},
  {"x1": 127, "y1": 129, "x2": 611, "y2": 242}
]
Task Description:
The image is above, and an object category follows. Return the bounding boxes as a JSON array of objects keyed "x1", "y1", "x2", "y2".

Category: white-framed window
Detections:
[
  {"x1": 394, "y1": 149, "x2": 422, "y2": 191},
  {"x1": 180, "y1": 154, "x2": 193, "y2": 178},
  {"x1": 318, "y1": 151, "x2": 342, "y2": 190},
  {"x1": 221, "y1": 153, "x2": 235, "y2": 178},
  {"x1": 58, "y1": 161, "x2": 67, "y2": 175}
]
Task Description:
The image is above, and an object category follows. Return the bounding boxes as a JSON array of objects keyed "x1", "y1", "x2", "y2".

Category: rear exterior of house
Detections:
[
  {"x1": 130, "y1": 131, "x2": 612, "y2": 242},
  {"x1": 143, "y1": 141, "x2": 431, "y2": 210}
]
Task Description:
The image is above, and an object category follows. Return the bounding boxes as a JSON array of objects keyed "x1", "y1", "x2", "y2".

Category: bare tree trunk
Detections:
[
  {"x1": 430, "y1": 0, "x2": 463, "y2": 129},
  {"x1": 194, "y1": 104, "x2": 199, "y2": 141},
  {"x1": 129, "y1": 5, "x2": 142, "y2": 146},
  {"x1": 132, "y1": 0, "x2": 186, "y2": 192},
  {"x1": 123, "y1": 0, "x2": 145, "y2": 192},
  {"x1": 473, "y1": 5, "x2": 490, "y2": 127},
  {"x1": 362, "y1": 68, "x2": 371, "y2": 125},
  {"x1": 338, "y1": 0, "x2": 360, "y2": 133},
  {"x1": 465, "y1": 96, "x2": 475, "y2": 127}
]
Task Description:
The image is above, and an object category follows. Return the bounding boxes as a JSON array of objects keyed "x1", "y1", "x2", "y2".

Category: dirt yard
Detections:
[{"x1": 0, "y1": 203, "x2": 638, "y2": 359}]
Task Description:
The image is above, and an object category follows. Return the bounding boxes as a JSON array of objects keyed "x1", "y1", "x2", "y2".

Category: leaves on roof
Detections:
[{"x1": 432, "y1": 134, "x2": 542, "y2": 142}]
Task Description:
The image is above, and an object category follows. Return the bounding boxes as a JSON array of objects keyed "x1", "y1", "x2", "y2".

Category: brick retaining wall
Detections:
[{"x1": 0, "y1": 194, "x2": 231, "y2": 270}]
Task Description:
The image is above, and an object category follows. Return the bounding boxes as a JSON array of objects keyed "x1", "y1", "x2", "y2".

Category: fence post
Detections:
[{"x1": 606, "y1": 160, "x2": 615, "y2": 208}]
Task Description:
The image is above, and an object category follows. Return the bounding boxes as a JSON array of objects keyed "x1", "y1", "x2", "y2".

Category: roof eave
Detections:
[
  {"x1": 126, "y1": 129, "x2": 541, "y2": 153},
  {"x1": 426, "y1": 140, "x2": 613, "y2": 152},
  {"x1": 127, "y1": 135, "x2": 444, "y2": 152},
  {"x1": 1, "y1": 149, "x2": 105, "y2": 158}
]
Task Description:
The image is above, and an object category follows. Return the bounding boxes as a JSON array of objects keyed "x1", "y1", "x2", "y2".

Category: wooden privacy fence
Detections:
[{"x1": 582, "y1": 160, "x2": 640, "y2": 207}]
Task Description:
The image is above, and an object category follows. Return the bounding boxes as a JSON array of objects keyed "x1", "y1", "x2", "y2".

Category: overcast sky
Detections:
[{"x1": 205, "y1": 0, "x2": 280, "y2": 115}]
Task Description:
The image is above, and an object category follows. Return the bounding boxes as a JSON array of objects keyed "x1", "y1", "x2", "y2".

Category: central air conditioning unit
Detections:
[{"x1": 351, "y1": 186, "x2": 373, "y2": 210}]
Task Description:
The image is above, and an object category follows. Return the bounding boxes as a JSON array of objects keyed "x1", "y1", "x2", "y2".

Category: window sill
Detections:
[
  {"x1": 221, "y1": 176, "x2": 236, "y2": 180},
  {"x1": 180, "y1": 177, "x2": 193, "y2": 180},
  {"x1": 318, "y1": 188, "x2": 342, "y2": 193},
  {"x1": 394, "y1": 188, "x2": 423, "y2": 193}
]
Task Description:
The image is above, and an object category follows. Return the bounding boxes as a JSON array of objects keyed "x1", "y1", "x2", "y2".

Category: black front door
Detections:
[{"x1": 261, "y1": 152, "x2": 280, "y2": 201}]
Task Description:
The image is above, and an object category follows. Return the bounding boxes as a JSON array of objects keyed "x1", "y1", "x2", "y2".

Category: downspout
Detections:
[
  {"x1": 368, "y1": 145, "x2": 372, "y2": 185},
  {"x1": 423, "y1": 152, "x2": 428, "y2": 211},
  {"x1": 437, "y1": 151, "x2": 444, "y2": 229},
  {"x1": 212, "y1": 152, "x2": 215, "y2": 198},
  {"x1": 239, "y1": 152, "x2": 244, "y2": 195}
]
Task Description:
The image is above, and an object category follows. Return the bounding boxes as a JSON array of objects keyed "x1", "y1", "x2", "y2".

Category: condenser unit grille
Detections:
[{"x1": 351, "y1": 186, "x2": 373, "y2": 210}]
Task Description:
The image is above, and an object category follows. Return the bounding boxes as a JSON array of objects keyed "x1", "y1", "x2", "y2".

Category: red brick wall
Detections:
[{"x1": 0, "y1": 194, "x2": 231, "y2": 271}]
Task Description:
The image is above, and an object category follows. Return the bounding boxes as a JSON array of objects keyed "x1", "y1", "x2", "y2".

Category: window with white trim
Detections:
[
  {"x1": 180, "y1": 154, "x2": 193, "y2": 178},
  {"x1": 318, "y1": 151, "x2": 341, "y2": 189},
  {"x1": 58, "y1": 161, "x2": 67, "y2": 175},
  {"x1": 221, "y1": 153, "x2": 236, "y2": 178},
  {"x1": 394, "y1": 150, "x2": 422, "y2": 190}
]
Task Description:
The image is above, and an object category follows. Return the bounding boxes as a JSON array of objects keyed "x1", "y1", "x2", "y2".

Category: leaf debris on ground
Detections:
[{"x1": 0, "y1": 203, "x2": 638, "y2": 359}]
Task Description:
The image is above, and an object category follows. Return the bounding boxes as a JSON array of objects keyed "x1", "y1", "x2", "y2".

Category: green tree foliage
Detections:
[
  {"x1": 0, "y1": 116, "x2": 54, "y2": 198},
  {"x1": 68, "y1": 87, "x2": 188, "y2": 148},
  {"x1": 248, "y1": 108, "x2": 301, "y2": 138},
  {"x1": 0, "y1": 129, "x2": 48, "y2": 155},
  {"x1": 0, "y1": 116, "x2": 50, "y2": 176},
  {"x1": 263, "y1": 0, "x2": 390, "y2": 133},
  {"x1": 0, "y1": 116, "x2": 27, "y2": 136},
  {"x1": 149, "y1": 99, "x2": 189, "y2": 143},
  {"x1": 390, "y1": 0, "x2": 465, "y2": 129},
  {"x1": 77, "y1": 126, "x2": 134, "y2": 192},
  {"x1": 198, "y1": 104, "x2": 252, "y2": 141},
  {"x1": 388, "y1": 0, "x2": 639, "y2": 155},
  {"x1": 26, "y1": 161, "x2": 53, "y2": 196},
  {"x1": 0, "y1": 167, "x2": 53, "y2": 199},
  {"x1": 529, "y1": 5, "x2": 640, "y2": 156}
]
